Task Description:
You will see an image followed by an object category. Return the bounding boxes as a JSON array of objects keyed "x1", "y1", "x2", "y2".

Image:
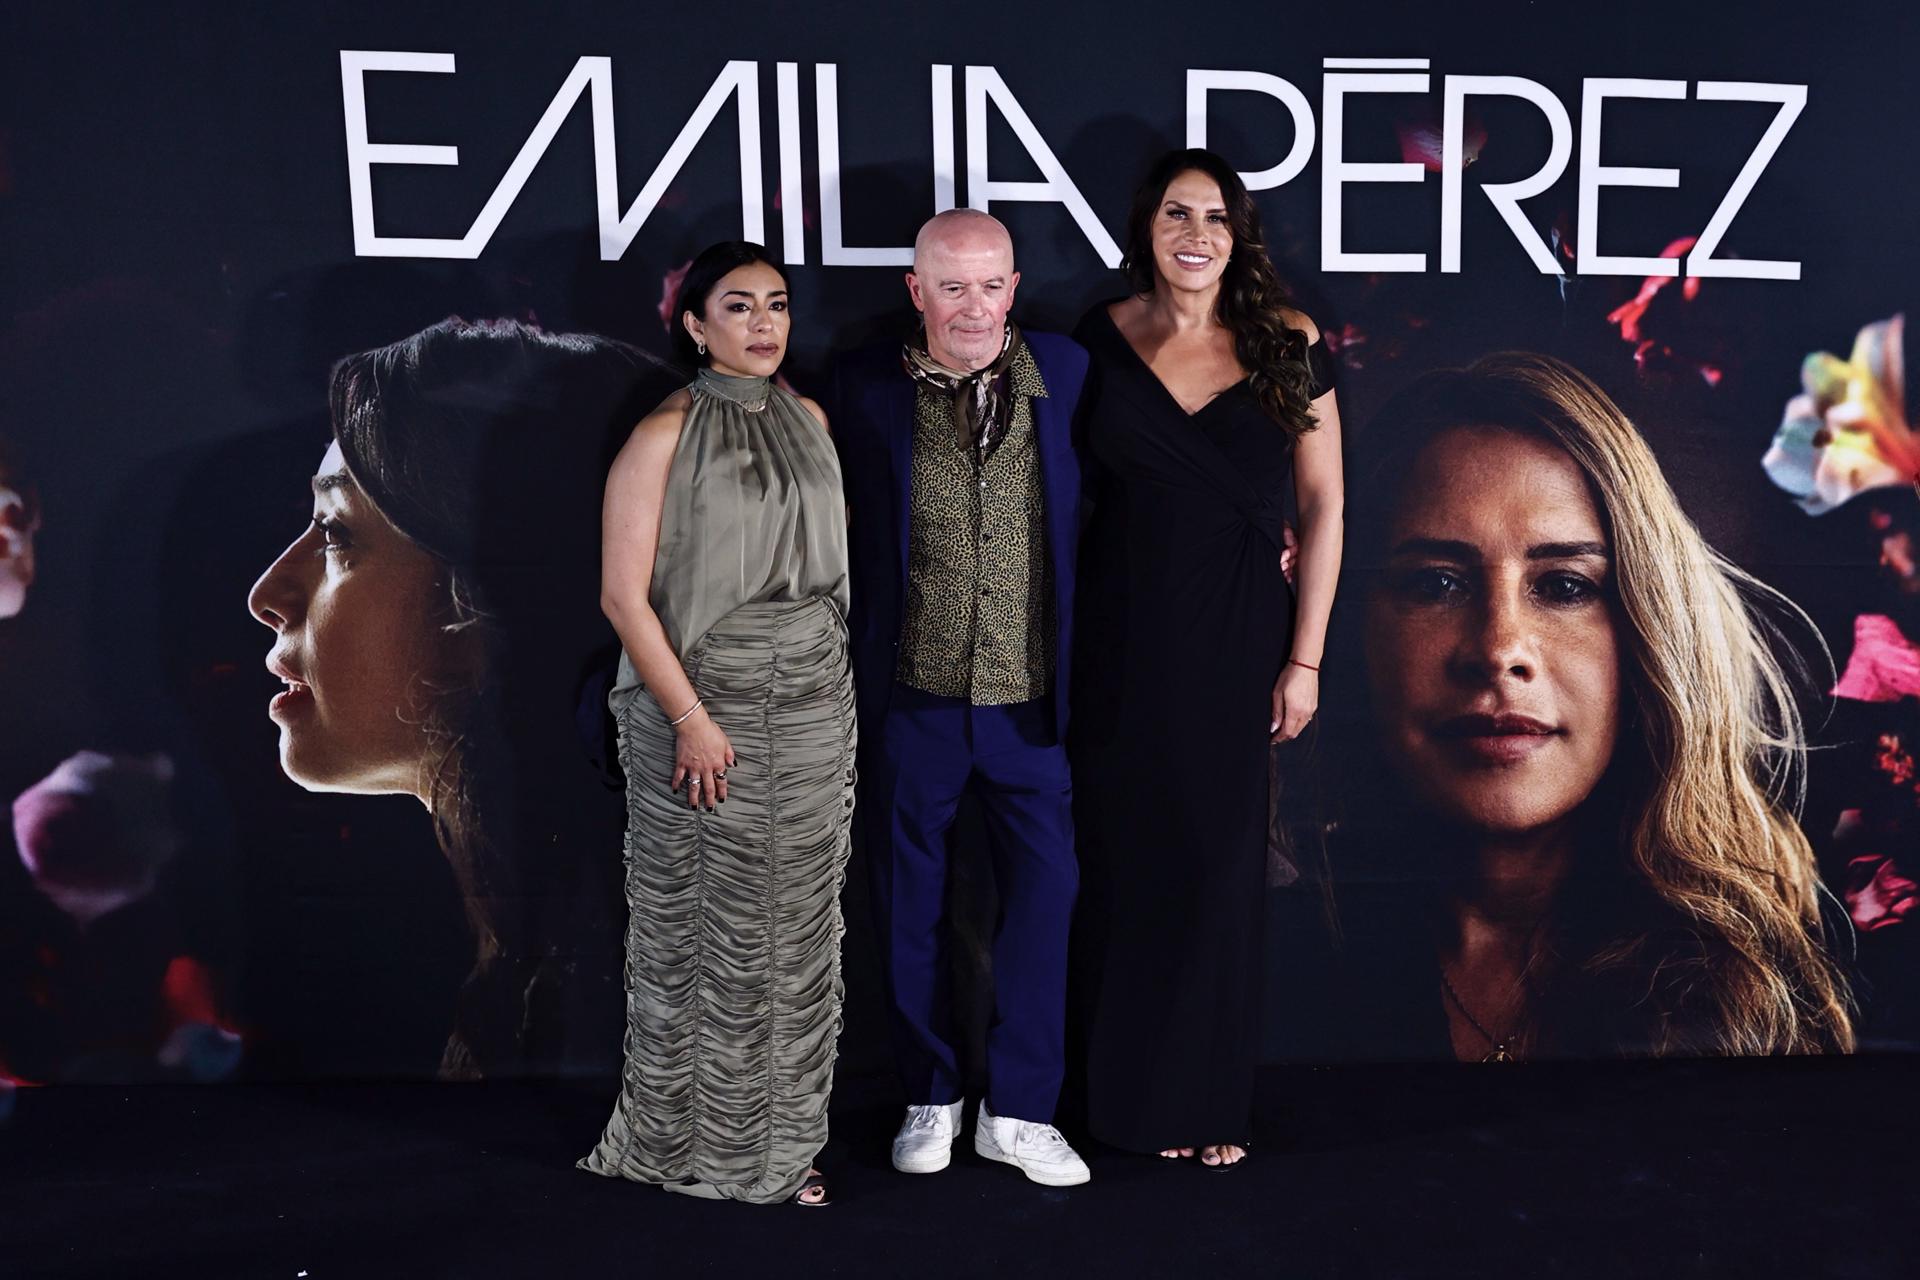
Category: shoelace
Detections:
[
  {"x1": 1014, "y1": 1122, "x2": 1071, "y2": 1153},
  {"x1": 905, "y1": 1106, "x2": 947, "y2": 1133}
]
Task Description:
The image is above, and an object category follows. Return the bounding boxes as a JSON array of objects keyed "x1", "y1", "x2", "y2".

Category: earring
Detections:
[{"x1": 696, "y1": 339, "x2": 706, "y2": 356}]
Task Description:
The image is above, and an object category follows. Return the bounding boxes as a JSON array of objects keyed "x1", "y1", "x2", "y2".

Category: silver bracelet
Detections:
[{"x1": 667, "y1": 698, "x2": 703, "y2": 727}]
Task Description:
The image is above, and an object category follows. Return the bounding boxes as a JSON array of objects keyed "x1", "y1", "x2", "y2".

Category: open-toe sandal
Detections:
[
  {"x1": 1199, "y1": 1143, "x2": 1251, "y2": 1173},
  {"x1": 789, "y1": 1172, "x2": 832, "y2": 1207}
]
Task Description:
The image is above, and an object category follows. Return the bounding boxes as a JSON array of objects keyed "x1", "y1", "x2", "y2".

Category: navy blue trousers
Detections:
[{"x1": 863, "y1": 683, "x2": 1077, "y2": 1122}]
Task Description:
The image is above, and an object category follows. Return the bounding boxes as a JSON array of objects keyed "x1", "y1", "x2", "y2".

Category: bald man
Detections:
[{"x1": 828, "y1": 210, "x2": 1090, "y2": 1186}]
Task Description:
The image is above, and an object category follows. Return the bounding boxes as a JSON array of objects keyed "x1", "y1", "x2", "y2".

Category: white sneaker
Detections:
[
  {"x1": 973, "y1": 1099, "x2": 1091, "y2": 1187},
  {"x1": 891, "y1": 1101, "x2": 965, "y2": 1174}
]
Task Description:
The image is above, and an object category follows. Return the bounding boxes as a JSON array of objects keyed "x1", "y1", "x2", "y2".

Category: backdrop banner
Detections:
[{"x1": 3, "y1": 1, "x2": 1915, "y2": 1085}]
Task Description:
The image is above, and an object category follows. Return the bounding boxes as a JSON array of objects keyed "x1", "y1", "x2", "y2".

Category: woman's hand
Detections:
[
  {"x1": 670, "y1": 705, "x2": 735, "y2": 810},
  {"x1": 1270, "y1": 662, "x2": 1319, "y2": 743}
]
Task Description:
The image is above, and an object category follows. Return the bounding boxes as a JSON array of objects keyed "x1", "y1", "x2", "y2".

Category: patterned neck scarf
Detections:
[{"x1": 902, "y1": 322, "x2": 1023, "y2": 464}]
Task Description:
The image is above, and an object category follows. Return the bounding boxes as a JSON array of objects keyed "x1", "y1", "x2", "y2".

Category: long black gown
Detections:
[{"x1": 1070, "y1": 301, "x2": 1334, "y2": 1153}]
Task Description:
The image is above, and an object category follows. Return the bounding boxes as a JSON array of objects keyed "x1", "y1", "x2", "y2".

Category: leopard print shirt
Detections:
[{"x1": 895, "y1": 341, "x2": 1054, "y2": 705}]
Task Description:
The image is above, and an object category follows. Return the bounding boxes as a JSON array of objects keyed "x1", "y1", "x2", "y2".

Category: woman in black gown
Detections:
[{"x1": 1072, "y1": 149, "x2": 1344, "y2": 1167}]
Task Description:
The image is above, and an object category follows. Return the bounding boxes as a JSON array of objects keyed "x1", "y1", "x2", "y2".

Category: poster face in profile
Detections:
[{"x1": 1, "y1": 1, "x2": 1914, "y2": 1085}]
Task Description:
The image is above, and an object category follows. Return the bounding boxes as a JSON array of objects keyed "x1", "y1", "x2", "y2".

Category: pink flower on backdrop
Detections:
[
  {"x1": 1879, "y1": 522, "x2": 1920, "y2": 596},
  {"x1": 1604, "y1": 237, "x2": 1722, "y2": 386},
  {"x1": 1831, "y1": 614, "x2": 1920, "y2": 704},
  {"x1": 657, "y1": 259, "x2": 693, "y2": 334},
  {"x1": 1395, "y1": 107, "x2": 1486, "y2": 172},
  {"x1": 12, "y1": 752, "x2": 180, "y2": 925},
  {"x1": 1873, "y1": 732, "x2": 1917, "y2": 792},
  {"x1": 156, "y1": 956, "x2": 243, "y2": 1080},
  {"x1": 1321, "y1": 323, "x2": 1369, "y2": 368},
  {"x1": 1843, "y1": 850, "x2": 1919, "y2": 933},
  {"x1": 1606, "y1": 238, "x2": 1702, "y2": 344},
  {"x1": 1762, "y1": 313, "x2": 1916, "y2": 514}
]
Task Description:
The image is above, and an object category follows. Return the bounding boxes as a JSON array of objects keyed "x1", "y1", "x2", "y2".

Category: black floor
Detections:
[{"x1": 3, "y1": 1057, "x2": 1914, "y2": 1279}]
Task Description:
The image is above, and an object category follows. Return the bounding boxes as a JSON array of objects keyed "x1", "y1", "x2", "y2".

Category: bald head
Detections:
[
  {"x1": 913, "y1": 208, "x2": 1015, "y2": 272},
  {"x1": 907, "y1": 209, "x2": 1021, "y2": 373}
]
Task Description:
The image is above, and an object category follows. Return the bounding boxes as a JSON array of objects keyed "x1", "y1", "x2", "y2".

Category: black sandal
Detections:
[{"x1": 1199, "y1": 1143, "x2": 1251, "y2": 1173}]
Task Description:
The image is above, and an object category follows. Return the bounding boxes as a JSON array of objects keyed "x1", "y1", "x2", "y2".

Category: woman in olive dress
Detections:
[{"x1": 579, "y1": 241, "x2": 855, "y2": 1206}]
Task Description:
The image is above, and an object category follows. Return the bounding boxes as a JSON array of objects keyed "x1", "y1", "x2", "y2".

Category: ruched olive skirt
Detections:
[{"x1": 579, "y1": 598, "x2": 856, "y2": 1203}]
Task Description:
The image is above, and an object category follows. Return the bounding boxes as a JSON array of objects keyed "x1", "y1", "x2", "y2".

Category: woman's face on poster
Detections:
[
  {"x1": 1364, "y1": 426, "x2": 1623, "y2": 835},
  {"x1": 246, "y1": 440, "x2": 456, "y2": 800},
  {"x1": 0, "y1": 483, "x2": 37, "y2": 620}
]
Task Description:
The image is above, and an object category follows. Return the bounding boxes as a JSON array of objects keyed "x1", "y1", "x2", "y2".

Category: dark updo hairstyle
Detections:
[
  {"x1": 328, "y1": 317, "x2": 676, "y2": 1078},
  {"x1": 670, "y1": 240, "x2": 787, "y2": 369},
  {"x1": 1122, "y1": 148, "x2": 1318, "y2": 438}
]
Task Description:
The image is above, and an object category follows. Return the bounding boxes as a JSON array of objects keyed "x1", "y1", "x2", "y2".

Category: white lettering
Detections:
[
  {"x1": 338, "y1": 57, "x2": 1809, "y2": 282},
  {"x1": 816, "y1": 64, "x2": 916, "y2": 266},
  {"x1": 1685, "y1": 81, "x2": 1806, "y2": 281},
  {"x1": 1185, "y1": 69, "x2": 1316, "y2": 191},
  {"x1": 339, "y1": 53, "x2": 763, "y2": 261},
  {"x1": 1322, "y1": 68, "x2": 1431, "y2": 272},
  {"x1": 1440, "y1": 76, "x2": 1571, "y2": 274},
  {"x1": 340, "y1": 51, "x2": 464, "y2": 258},
  {"x1": 964, "y1": 66, "x2": 1121, "y2": 268},
  {"x1": 932, "y1": 64, "x2": 957, "y2": 214},
  {"x1": 597, "y1": 59, "x2": 762, "y2": 261},
  {"x1": 1576, "y1": 77, "x2": 1686, "y2": 277},
  {"x1": 776, "y1": 63, "x2": 805, "y2": 263}
]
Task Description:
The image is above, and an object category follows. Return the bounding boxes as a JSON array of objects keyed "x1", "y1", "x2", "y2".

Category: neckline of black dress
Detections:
[{"x1": 1095, "y1": 300, "x2": 1249, "y2": 421}]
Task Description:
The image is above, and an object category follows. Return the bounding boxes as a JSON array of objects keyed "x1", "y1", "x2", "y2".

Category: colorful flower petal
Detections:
[
  {"x1": 1832, "y1": 613, "x2": 1920, "y2": 703},
  {"x1": 1763, "y1": 314, "x2": 1916, "y2": 512}
]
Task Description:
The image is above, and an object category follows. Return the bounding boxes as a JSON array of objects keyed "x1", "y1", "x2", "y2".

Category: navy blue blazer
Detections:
[{"x1": 828, "y1": 331, "x2": 1088, "y2": 741}]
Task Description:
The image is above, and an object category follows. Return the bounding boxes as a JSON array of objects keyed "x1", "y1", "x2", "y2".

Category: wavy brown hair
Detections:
[
  {"x1": 1121, "y1": 147, "x2": 1319, "y2": 438},
  {"x1": 1337, "y1": 352, "x2": 1854, "y2": 1056}
]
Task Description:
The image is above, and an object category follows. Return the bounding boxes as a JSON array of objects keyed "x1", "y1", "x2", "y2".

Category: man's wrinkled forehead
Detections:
[{"x1": 913, "y1": 210, "x2": 1015, "y2": 276}]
